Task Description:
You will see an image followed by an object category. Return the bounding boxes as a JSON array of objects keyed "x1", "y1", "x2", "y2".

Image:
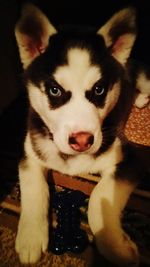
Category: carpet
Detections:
[{"x1": 0, "y1": 225, "x2": 91, "y2": 267}]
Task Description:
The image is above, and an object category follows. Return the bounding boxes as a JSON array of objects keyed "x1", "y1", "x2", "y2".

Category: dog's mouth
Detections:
[{"x1": 58, "y1": 141, "x2": 102, "y2": 159}]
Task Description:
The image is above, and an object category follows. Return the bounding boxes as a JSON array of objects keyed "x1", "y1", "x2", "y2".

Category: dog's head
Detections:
[{"x1": 15, "y1": 4, "x2": 136, "y2": 155}]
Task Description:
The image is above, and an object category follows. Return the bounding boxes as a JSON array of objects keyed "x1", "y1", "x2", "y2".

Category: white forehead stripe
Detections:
[
  {"x1": 54, "y1": 48, "x2": 101, "y2": 93},
  {"x1": 68, "y1": 48, "x2": 91, "y2": 72}
]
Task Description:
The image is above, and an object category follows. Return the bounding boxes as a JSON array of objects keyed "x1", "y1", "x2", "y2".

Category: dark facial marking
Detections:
[
  {"x1": 85, "y1": 79, "x2": 110, "y2": 108},
  {"x1": 28, "y1": 107, "x2": 53, "y2": 139},
  {"x1": 44, "y1": 78, "x2": 72, "y2": 109},
  {"x1": 23, "y1": 30, "x2": 107, "y2": 86},
  {"x1": 27, "y1": 108, "x2": 53, "y2": 162},
  {"x1": 94, "y1": 71, "x2": 135, "y2": 158}
]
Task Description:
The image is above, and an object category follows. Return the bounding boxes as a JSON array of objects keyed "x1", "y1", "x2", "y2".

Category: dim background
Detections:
[{"x1": 0, "y1": 0, "x2": 150, "y2": 113}]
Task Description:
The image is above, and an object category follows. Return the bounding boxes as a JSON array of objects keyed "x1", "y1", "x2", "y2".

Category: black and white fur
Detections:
[{"x1": 15, "y1": 4, "x2": 150, "y2": 266}]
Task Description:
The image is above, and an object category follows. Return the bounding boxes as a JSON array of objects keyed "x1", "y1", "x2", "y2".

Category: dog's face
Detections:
[
  {"x1": 25, "y1": 32, "x2": 123, "y2": 155},
  {"x1": 15, "y1": 4, "x2": 136, "y2": 155}
]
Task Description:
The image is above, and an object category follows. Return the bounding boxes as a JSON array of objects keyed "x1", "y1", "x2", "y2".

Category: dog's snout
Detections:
[{"x1": 69, "y1": 132, "x2": 94, "y2": 152}]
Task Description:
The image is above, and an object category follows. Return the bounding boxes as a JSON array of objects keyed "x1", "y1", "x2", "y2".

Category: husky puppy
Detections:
[{"x1": 15, "y1": 4, "x2": 149, "y2": 266}]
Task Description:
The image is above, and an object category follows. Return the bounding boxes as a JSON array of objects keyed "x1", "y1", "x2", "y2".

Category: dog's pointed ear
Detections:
[
  {"x1": 15, "y1": 3, "x2": 57, "y2": 69},
  {"x1": 97, "y1": 7, "x2": 137, "y2": 65}
]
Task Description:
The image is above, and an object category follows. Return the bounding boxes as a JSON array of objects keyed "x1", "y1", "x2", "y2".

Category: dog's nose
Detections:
[{"x1": 69, "y1": 132, "x2": 94, "y2": 152}]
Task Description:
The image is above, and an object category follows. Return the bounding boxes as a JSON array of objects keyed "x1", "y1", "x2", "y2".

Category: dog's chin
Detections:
[{"x1": 56, "y1": 143, "x2": 102, "y2": 157}]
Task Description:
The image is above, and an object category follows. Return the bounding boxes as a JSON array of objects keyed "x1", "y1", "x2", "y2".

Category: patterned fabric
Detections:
[{"x1": 125, "y1": 106, "x2": 150, "y2": 146}]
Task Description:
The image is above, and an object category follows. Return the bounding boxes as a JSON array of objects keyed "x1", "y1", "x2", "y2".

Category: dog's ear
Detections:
[
  {"x1": 15, "y1": 3, "x2": 57, "y2": 69},
  {"x1": 97, "y1": 7, "x2": 137, "y2": 65}
]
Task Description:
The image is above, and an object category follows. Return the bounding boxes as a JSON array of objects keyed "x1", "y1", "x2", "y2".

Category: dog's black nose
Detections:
[{"x1": 69, "y1": 132, "x2": 94, "y2": 152}]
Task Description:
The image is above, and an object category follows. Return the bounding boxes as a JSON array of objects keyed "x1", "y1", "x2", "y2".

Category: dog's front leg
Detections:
[
  {"x1": 15, "y1": 156, "x2": 49, "y2": 264},
  {"x1": 88, "y1": 175, "x2": 139, "y2": 267}
]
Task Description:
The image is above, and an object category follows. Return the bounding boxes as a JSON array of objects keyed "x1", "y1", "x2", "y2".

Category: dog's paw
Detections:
[
  {"x1": 15, "y1": 217, "x2": 49, "y2": 264},
  {"x1": 96, "y1": 231, "x2": 139, "y2": 267},
  {"x1": 119, "y1": 232, "x2": 139, "y2": 266}
]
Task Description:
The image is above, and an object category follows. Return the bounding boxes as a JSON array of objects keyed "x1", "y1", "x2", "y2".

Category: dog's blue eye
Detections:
[
  {"x1": 94, "y1": 86, "x2": 105, "y2": 96},
  {"x1": 49, "y1": 87, "x2": 62, "y2": 97}
]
